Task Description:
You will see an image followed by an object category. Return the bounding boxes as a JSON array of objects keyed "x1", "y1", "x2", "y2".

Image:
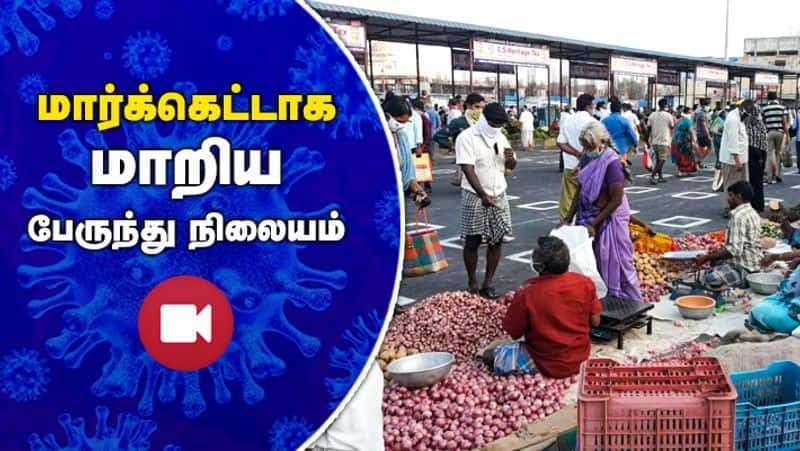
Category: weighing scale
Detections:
[
  {"x1": 591, "y1": 296, "x2": 654, "y2": 350},
  {"x1": 662, "y1": 250, "x2": 726, "y2": 306}
]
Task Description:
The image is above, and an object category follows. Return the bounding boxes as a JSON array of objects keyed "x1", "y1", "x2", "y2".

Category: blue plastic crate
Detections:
[{"x1": 731, "y1": 361, "x2": 800, "y2": 451}]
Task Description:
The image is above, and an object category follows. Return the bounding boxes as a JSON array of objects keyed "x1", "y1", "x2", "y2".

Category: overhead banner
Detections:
[
  {"x1": 754, "y1": 72, "x2": 780, "y2": 87},
  {"x1": 610, "y1": 55, "x2": 657, "y2": 77},
  {"x1": 473, "y1": 38, "x2": 549, "y2": 67},
  {"x1": 695, "y1": 66, "x2": 729, "y2": 83},
  {"x1": 326, "y1": 19, "x2": 367, "y2": 51},
  {"x1": 453, "y1": 50, "x2": 515, "y2": 74},
  {"x1": 657, "y1": 70, "x2": 679, "y2": 85},
  {"x1": 570, "y1": 63, "x2": 608, "y2": 80}
]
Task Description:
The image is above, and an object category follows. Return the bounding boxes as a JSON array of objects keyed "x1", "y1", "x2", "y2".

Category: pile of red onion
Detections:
[
  {"x1": 383, "y1": 361, "x2": 576, "y2": 450},
  {"x1": 385, "y1": 291, "x2": 513, "y2": 359},
  {"x1": 640, "y1": 283, "x2": 668, "y2": 303},
  {"x1": 674, "y1": 233, "x2": 723, "y2": 253}
]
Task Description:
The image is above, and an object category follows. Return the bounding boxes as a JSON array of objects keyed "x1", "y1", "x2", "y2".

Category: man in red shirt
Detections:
[{"x1": 496, "y1": 236, "x2": 602, "y2": 378}]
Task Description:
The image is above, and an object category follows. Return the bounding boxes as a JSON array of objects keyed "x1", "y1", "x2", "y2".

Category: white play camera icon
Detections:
[{"x1": 160, "y1": 304, "x2": 212, "y2": 343}]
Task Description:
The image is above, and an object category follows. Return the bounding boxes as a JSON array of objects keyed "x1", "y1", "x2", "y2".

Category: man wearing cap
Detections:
[{"x1": 456, "y1": 102, "x2": 517, "y2": 299}]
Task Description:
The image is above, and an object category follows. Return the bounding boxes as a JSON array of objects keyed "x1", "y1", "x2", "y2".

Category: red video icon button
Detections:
[{"x1": 138, "y1": 275, "x2": 234, "y2": 372}]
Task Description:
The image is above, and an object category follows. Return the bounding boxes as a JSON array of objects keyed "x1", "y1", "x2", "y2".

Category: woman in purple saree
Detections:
[{"x1": 563, "y1": 121, "x2": 644, "y2": 301}]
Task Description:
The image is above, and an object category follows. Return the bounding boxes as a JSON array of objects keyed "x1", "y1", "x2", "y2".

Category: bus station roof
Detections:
[{"x1": 308, "y1": 1, "x2": 799, "y2": 78}]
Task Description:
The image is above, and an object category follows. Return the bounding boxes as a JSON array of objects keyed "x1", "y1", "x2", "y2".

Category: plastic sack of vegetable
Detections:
[{"x1": 550, "y1": 226, "x2": 608, "y2": 298}]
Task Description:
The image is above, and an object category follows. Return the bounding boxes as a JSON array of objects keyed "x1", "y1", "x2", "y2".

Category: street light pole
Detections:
[{"x1": 724, "y1": 0, "x2": 730, "y2": 59}]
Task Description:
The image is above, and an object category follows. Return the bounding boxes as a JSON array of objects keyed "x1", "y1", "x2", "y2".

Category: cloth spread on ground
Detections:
[{"x1": 575, "y1": 149, "x2": 642, "y2": 301}]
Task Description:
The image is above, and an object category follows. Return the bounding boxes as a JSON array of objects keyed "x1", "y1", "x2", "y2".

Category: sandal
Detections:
[{"x1": 479, "y1": 287, "x2": 501, "y2": 300}]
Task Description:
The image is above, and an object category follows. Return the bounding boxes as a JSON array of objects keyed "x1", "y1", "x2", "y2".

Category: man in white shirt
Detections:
[
  {"x1": 519, "y1": 105, "x2": 535, "y2": 150},
  {"x1": 312, "y1": 361, "x2": 384, "y2": 451},
  {"x1": 446, "y1": 98, "x2": 462, "y2": 125},
  {"x1": 719, "y1": 99, "x2": 752, "y2": 216},
  {"x1": 594, "y1": 100, "x2": 610, "y2": 120},
  {"x1": 557, "y1": 94, "x2": 599, "y2": 221},
  {"x1": 647, "y1": 99, "x2": 675, "y2": 185},
  {"x1": 456, "y1": 103, "x2": 517, "y2": 300}
]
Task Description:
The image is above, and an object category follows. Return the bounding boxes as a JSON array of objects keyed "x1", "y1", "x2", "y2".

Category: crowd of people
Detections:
[{"x1": 378, "y1": 88, "x2": 800, "y2": 375}]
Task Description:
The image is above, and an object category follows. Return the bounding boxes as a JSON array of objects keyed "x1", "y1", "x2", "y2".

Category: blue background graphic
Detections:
[{"x1": 0, "y1": 1, "x2": 400, "y2": 449}]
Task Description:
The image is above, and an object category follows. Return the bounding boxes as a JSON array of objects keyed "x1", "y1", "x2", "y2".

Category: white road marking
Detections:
[
  {"x1": 652, "y1": 216, "x2": 712, "y2": 229},
  {"x1": 671, "y1": 191, "x2": 718, "y2": 200}
]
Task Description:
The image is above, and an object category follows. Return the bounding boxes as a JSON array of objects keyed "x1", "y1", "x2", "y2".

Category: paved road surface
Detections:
[{"x1": 399, "y1": 148, "x2": 800, "y2": 301}]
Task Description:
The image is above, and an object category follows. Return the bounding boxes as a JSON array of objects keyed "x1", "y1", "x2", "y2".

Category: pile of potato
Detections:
[
  {"x1": 377, "y1": 343, "x2": 419, "y2": 375},
  {"x1": 634, "y1": 252, "x2": 667, "y2": 286}
]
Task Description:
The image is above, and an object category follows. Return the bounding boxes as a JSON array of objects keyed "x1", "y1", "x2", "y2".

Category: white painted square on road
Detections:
[
  {"x1": 517, "y1": 201, "x2": 559, "y2": 211},
  {"x1": 671, "y1": 191, "x2": 718, "y2": 200},
  {"x1": 681, "y1": 176, "x2": 713, "y2": 183},
  {"x1": 432, "y1": 168, "x2": 456, "y2": 175},
  {"x1": 792, "y1": 185, "x2": 800, "y2": 190},
  {"x1": 506, "y1": 249, "x2": 533, "y2": 264},
  {"x1": 625, "y1": 186, "x2": 659, "y2": 194},
  {"x1": 636, "y1": 174, "x2": 673, "y2": 179},
  {"x1": 652, "y1": 216, "x2": 711, "y2": 229},
  {"x1": 536, "y1": 159, "x2": 559, "y2": 165},
  {"x1": 517, "y1": 157, "x2": 534, "y2": 163},
  {"x1": 629, "y1": 210, "x2": 640, "y2": 215},
  {"x1": 439, "y1": 236, "x2": 464, "y2": 250},
  {"x1": 506, "y1": 195, "x2": 520, "y2": 201}
]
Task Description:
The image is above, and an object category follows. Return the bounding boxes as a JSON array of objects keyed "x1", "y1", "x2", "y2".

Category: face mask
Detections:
[
  {"x1": 586, "y1": 150, "x2": 601, "y2": 159},
  {"x1": 388, "y1": 117, "x2": 405, "y2": 133},
  {"x1": 682, "y1": 113, "x2": 692, "y2": 119}
]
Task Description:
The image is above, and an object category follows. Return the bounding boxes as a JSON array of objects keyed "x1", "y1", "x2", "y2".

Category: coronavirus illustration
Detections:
[
  {"x1": 0, "y1": 0, "x2": 82, "y2": 56},
  {"x1": 267, "y1": 416, "x2": 313, "y2": 451},
  {"x1": 122, "y1": 31, "x2": 172, "y2": 81},
  {"x1": 325, "y1": 310, "x2": 382, "y2": 409},
  {"x1": 216, "y1": 34, "x2": 233, "y2": 51},
  {"x1": 0, "y1": 154, "x2": 17, "y2": 191},
  {"x1": 94, "y1": 0, "x2": 114, "y2": 20},
  {"x1": 18, "y1": 73, "x2": 48, "y2": 105},
  {"x1": 0, "y1": 347, "x2": 50, "y2": 402},
  {"x1": 28, "y1": 405, "x2": 181, "y2": 451},
  {"x1": 217, "y1": 0, "x2": 293, "y2": 21},
  {"x1": 374, "y1": 190, "x2": 400, "y2": 247},
  {"x1": 289, "y1": 29, "x2": 381, "y2": 140},
  {"x1": 18, "y1": 82, "x2": 347, "y2": 418}
]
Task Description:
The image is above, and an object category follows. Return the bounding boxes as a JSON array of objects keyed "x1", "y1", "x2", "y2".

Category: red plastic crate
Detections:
[{"x1": 578, "y1": 357, "x2": 738, "y2": 451}]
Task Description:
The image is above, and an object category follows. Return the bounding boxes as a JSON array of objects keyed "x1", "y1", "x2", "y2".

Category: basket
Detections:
[
  {"x1": 578, "y1": 357, "x2": 737, "y2": 451},
  {"x1": 630, "y1": 223, "x2": 676, "y2": 254},
  {"x1": 730, "y1": 361, "x2": 800, "y2": 451}
]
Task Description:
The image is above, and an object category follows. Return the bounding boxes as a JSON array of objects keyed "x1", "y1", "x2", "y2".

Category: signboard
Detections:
[
  {"x1": 610, "y1": 55, "x2": 657, "y2": 77},
  {"x1": 472, "y1": 38, "x2": 549, "y2": 67},
  {"x1": 326, "y1": 19, "x2": 366, "y2": 51},
  {"x1": 754, "y1": 72, "x2": 780, "y2": 87},
  {"x1": 695, "y1": 66, "x2": 728, "y2": 83},
  {"x1": 453, "y1": 50, "x2": 515, "y2": 74},
  {"x1": 570, "y1": 62, "x2": 608, "y2": 80},
  {"x1": 657, "y1": 70, "x2": 679, "y2": 85}
]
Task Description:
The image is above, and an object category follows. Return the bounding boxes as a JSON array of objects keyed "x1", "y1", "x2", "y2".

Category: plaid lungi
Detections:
[{"x1": 461, "y1": 189, "x2": 512, "y2": 245}]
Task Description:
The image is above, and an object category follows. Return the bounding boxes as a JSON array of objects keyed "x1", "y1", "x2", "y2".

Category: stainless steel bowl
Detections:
[
  {"x1": 747, "y1": 272, "x2": 783, "y2": 295},
  {"x1": 387, "y1": 352, "x2": 454, "y2": 389}
]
